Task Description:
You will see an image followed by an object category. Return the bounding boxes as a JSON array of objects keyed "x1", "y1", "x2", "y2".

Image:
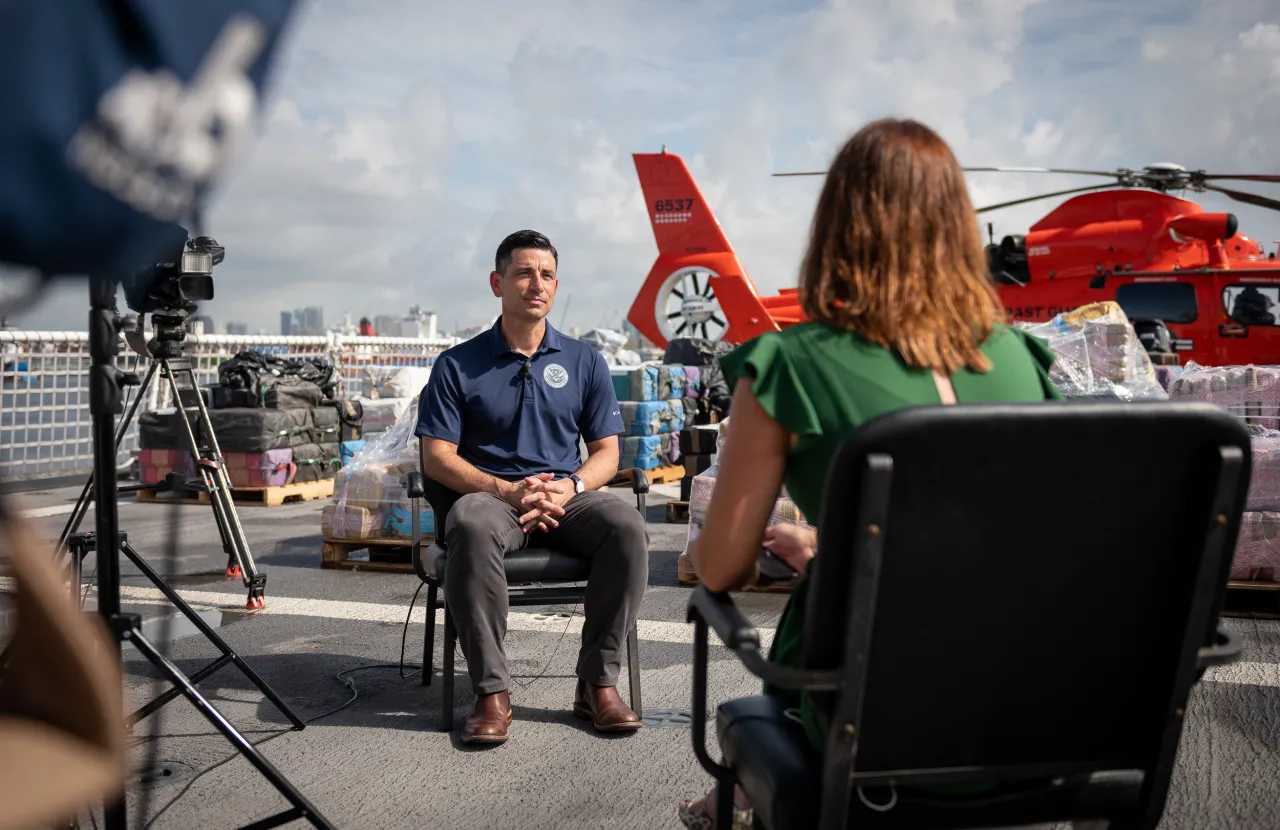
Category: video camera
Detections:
[
  {"x1": 122, "y1": 233, "x2": 225, "y2": 317},
  {"x1": 118, "y1": 233, "x2": 226, "y2": 360}
]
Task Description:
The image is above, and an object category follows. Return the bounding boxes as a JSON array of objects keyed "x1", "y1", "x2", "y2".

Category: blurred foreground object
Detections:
[
  {"x1": 0, "y1": 0, "x2": 300, "y2": 278},
  {"x1": 0, "y1": 505, "x2": 125, "y2": 830}
]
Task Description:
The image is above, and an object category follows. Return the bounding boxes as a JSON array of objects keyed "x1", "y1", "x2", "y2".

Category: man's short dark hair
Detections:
[{"x1": 495, "y1": 229, "x2": 558, "y2": 274}]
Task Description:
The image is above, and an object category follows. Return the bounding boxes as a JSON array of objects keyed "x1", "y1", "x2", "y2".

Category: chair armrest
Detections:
[
  {"x1": 1197, "y1": 625, "x2": 1243, "y2": 670},
  {"x1": 686, "y1": 586, "x2": 840, "y2": 692},
  {"x1": 409, "y1": 535, "x2": 433, "y2": 583},
  {"x1": 404, "y1": 471, "x2": 425, "y2": 499},
  {"x1": 687, "y1": 585, "x2": 758, "y2": 650},
  {"x1": 630, "y1": 467, "x2": 649, "y2": 495}
]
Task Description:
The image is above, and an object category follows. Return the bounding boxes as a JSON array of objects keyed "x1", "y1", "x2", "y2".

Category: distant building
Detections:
[
  {"x1": 185, "y1": 314, "x2": 214, "y2": 336},
  {"x1": 374, "y1": 314, "x2": 401, "y2": 337},
  {"x1": 279, "y1": 306, "x2": 326, "y2": 335},
  {"x1": 301, "y1": 306, "x2": 323, "y2": 333},
  {"x1": 400, "y1": 305, "x2": 438, "y2": 340},
  {"x1": 226, "y1": 321, "x2": 249, "y2": 335}
]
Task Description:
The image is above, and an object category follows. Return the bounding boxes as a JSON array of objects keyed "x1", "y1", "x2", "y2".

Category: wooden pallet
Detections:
[
  {"x1": 612, "y1": 464, "x2": 685, "y2": 487},
  {"x1": 321, "y1": 535, "x2": 431, "y2": 573},
  {"x1": 137, "y1": 477, "x2": 335, "y2": 508},
  {"x1": 676, "y1": 553, "x2": 797, "y2": 594},
  {"x1": 666, "y1": 501, "x2": 690, "y2": 523},
  {"x1": 1223, "y1": 579, "x2": 1280, "y2": 619}
]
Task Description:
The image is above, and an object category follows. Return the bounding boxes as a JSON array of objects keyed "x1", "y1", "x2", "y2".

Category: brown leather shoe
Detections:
[
  {"x1": 462, "y1": 690, "x2": 512, "y2": 744},
  {"x1": 572, "y1": 680, "x2": 642, "y2": 732}
]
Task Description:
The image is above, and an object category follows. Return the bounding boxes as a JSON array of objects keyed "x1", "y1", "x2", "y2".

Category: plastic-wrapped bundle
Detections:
[
  {"x1": 683, "y1": 366, "x2": 702, "y2": 398},
  {"x1": 620, "y1": 435, "x2": 672, "y2": 471},
  {"x1": 326, "y1": 396, "x2": 431, "y2": 541},
  {"x1": 1248, "y1": 427, "x2": 1280, "y2": 511},
  {"x1": 659, "y1": 366, "x2": 687, "y2": 399},
  {"x1": 363, "y1": 365, "x2": 431, "y2": 400},
  {"x1": 1017, "y1": 301, "x2": 1167, "y2": 401},
  {"x1": 613, "y1": 364, "x2": 659, "y2": 402},
  {"x1": 621, "y1": 399, "x2": 685, "y2": 436},
  {"x1": 1232, "y1": 511, "x2": 1280, "y2": 582},
  {"x1": 1168, "y1": 363, "x2": 1280, "y2": 428},
  {"x1": 1154, "y1": 365, "x2": 1184, "y2": 392}
]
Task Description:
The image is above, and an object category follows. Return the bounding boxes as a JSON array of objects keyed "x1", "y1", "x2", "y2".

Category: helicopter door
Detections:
[{"x1": 1219, "y1": 280, "x2": 1280, "y2": 366}]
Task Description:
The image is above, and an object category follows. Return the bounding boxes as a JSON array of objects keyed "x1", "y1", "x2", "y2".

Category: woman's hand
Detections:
[{"x1": 762, "y1": 523, "x2": 817, "y2": 574}]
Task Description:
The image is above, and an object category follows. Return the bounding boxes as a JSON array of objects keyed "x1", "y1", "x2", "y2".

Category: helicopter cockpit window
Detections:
[
  {"x1": 1114, "y1": 282, "x2": 1198, "y2": 325},
  {"x1": 1223, "y1": 284, "x2": 1280, "y2": 326}
]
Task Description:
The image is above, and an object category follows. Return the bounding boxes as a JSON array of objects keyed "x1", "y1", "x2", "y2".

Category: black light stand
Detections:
[{"x1": 87, "y1": 275, "x2": 335, "y2": 830}]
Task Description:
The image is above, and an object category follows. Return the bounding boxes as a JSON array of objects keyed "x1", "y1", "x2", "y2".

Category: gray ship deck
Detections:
[{"x1": 8, "y1": 481, "x2": 1280, "y2": 830}]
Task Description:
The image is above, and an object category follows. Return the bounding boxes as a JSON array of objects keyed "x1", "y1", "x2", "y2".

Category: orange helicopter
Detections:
[{"x1": 626, "y1": 150, "x2": 1280, "y2": 368}]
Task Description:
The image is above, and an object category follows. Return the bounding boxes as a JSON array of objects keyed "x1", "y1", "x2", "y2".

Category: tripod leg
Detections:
[
  {"x1": 170, "y1": 361, "x2": 266, "y2": 608},
  {"x1": 121, "y1": 541, "x2": 306, "y2": 730},
  {"x1": 120, "y1": 623, "x2": 336, "y2": 830},
  {"x1": 56, "y1": 360, "x2": 158, "y2": 557}
]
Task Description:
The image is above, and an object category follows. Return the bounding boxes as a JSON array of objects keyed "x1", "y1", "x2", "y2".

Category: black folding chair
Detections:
[
  {"x1": 404, "y1": 467, "x2": 649, "y2": 731},
  {"x1": 687, "y1": 400, "x2": 1249, "y2": 830}
]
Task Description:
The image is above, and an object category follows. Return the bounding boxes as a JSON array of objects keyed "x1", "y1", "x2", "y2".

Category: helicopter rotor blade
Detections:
[
  {"x1": 776, "y1": 165, "x2": 1123, "y2": 179},
  {"x1": 1199, "y1": 173, "x2": 1280, "y2": 184},
  {"x1": 976, "y1": 183, "x2": 1123, "y2": 214},
  {"x1": 963, "y1": 166, "x2": 1120, "y2": 178},
  {"x1": 1201, "y1": 183, "x2": 1280, "y2": 213}
]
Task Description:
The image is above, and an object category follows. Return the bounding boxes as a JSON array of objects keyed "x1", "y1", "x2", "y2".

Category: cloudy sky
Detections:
[{"x1": 10, "y1": 0, "x2": 1280, "y2": 336}]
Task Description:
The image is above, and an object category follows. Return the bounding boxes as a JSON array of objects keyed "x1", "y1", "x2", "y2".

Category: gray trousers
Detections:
[{"x1": 442, "y1": 489, "x2": 650, "y2": 695}]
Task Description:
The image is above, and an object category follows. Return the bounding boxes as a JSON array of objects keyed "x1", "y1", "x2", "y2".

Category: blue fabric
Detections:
[
  {"x1": 0, "y1": 0, "x2": 299, "y2": 279},
  {"x1": 339, "y1": 439, "x2": 366, "y2": 466},
  {"x1": 385, "y1": 506, "x2": 434, "y2": 537},
  {"x1": 414, "y1": 317, "x2": 624, "y2": 479}
]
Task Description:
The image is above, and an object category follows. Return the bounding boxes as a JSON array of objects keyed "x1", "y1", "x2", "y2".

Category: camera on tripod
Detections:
[{"x1": 122, "y1": 234, "x2": 225, "y2": 359}]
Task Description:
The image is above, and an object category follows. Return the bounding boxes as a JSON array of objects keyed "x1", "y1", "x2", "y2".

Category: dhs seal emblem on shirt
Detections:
[{"x1": 543, "y1": 363, "x2": 569, "y2": 389}]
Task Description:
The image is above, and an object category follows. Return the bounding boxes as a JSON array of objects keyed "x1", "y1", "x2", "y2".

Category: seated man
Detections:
[{"x1": 415, "y1": 229, "x2": 649, "y2": 744}]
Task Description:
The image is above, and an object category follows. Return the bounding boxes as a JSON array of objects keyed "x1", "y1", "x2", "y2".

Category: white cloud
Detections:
[{"x1": 9, "y1": 0, "x2": 1280, "y2": 337}]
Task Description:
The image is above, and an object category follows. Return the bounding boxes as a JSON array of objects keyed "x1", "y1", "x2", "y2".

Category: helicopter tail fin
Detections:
[
  {"x1": 633, "y1": 152, "x2": 734, "y2": 257},
  {"x1": 627, "y1": 150, "x2": 781, "y2": 348}
]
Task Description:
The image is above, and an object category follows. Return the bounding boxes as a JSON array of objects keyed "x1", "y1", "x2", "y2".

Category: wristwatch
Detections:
[{"x1": 570, "y1": 474, "x2": 585, "y2": 495}]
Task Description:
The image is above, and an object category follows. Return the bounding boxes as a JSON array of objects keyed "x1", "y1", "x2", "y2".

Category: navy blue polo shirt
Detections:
[{"x1": 414, "y1": 317, "x2": 624, "y2": 480}]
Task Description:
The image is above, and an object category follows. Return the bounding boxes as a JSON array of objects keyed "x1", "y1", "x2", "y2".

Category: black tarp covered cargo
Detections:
[
  {"x1": 292, "y1": 442, "x2": 341, "y2": 482},
  {"x1": 215, "y1": 350, "x2": 337, "y2": 409},
  {"x1": 309, "y1": 405, "x2": 341, "y2": 445},
  {"x1": 205, "y1": 408, "x2": 312, "y2": 453},
  {"x1": 327, "y1": 399, "x2": 363, "y2": 441},
  {"x1": 260, "y1": 375, "x2": 325, "y2": 409},
  {"x1": 138, "y1": 410, "x2": 199, "y2": 450}
]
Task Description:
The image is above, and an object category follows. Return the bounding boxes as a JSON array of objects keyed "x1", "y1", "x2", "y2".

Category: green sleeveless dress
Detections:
[{"x1": 717, "y1": 320, "x2": 1063, "y2": 762}]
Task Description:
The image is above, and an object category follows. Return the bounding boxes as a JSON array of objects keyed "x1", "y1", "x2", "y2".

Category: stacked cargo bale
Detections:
[
  {"x1": 210, "y1": 352, "x2": 343, "y2": 487},
  {"x1": 137, "y1": 350, "x2": 364, "y2": 490},
  {"x1": 610, "y1": 364, "x2": 693, "y2": 472},
  {"x1": 1169, "y1": 364, "x2": 1280, "y2": 581},
  {"x1": 137, "y1": 409, "x2": 200, "y2": 486}
]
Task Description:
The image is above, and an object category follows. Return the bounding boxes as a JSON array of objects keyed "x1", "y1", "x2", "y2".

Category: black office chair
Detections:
[
  {"x1": 404, "y1": 468, "x2": 649, "y2": 732},
  {"x1": 687, "y1": 401, "x2": 1249, "y2": 830}
]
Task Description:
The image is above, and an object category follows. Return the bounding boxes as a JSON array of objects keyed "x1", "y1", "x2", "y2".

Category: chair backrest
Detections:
[
  {"x1": 0, "y1": 506, "x2": 126, "y2": 828},
  {"x1": 802, "y1": 401, "x2": 1249, "y2": 791},
  {"x1": 419, "y1": 475, "x2": 463, "y2": 542}
]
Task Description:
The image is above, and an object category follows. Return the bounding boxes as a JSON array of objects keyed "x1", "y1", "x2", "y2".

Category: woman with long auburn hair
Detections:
[{"x1": 677, "y1": 118, "x2": 1063, "y2": 829}]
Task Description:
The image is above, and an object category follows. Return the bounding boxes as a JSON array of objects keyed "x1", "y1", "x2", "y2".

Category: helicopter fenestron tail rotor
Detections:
[{"x1": 772, "y1": 164, "x2": 1280, "y2": 214}]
